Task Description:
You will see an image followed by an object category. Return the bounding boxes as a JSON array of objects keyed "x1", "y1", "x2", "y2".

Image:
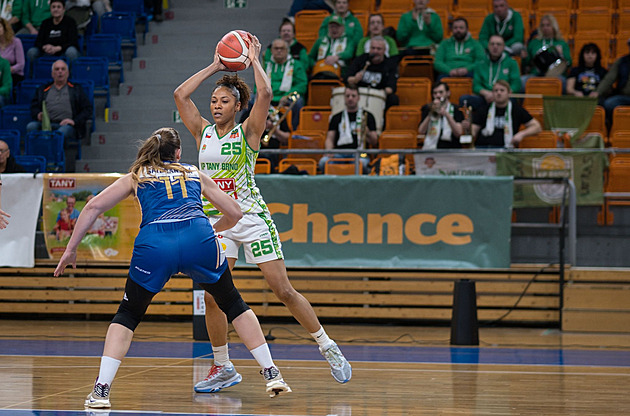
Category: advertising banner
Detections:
[
  {"x1": 495, "y1": 151, "x2": 605, "y2": 207},
  {"x1": 253, "y1": 175, "x2": 513, "y2": 269},
  {"x1": 42, "y1": 174, "x2": 141, "y2": 261}
]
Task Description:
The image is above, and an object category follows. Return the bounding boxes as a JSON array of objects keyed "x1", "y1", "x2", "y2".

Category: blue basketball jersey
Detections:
[{"x1": 136, "y1": 162, "x2": 207, "y2": 228}]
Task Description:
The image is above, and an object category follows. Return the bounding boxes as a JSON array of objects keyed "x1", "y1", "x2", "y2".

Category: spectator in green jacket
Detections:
[
  {"x1": 356, "y1": 13, "x2": 398, "y2": 58},
  {"x1": 0, "y1": 56, "x2": 12, "y2": 107},
  {"x1": 521, "y1": 14, "x2": 571, "y2": 88},
  {"x1": 264, "y1": 38, "x2": 307, "y2": 130},
  {"x1": 479, "y1": 0, "x2": 524, "y2": 56},
  {"x1": 460, "y1": 35, "x2": 521, "y2": 110},
  {"x1": 318, "y1": 0, "x2": 363, "y2": 47},
  {"x1": 396, "y1": 0, "x2": 443, "y2": 56},
  {"x1": 2, "y1": 0, "x2": 23, "y2": 33},
  {"x1": 434, "y1": 17, "x2": 484, "y2": 80},
  {"x1": 309, "y1": 15, "x2": 356, "y2": 79}
]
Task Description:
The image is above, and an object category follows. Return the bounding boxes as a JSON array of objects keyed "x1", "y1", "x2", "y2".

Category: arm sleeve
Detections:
[
  {"x1": 385, "y1": 60, "x2": 399, "y2": 92},
  {"x1": 61, "y1": 18, "x2": 79, "y2": 51},
  {"x1": 509, "y1": 59, "x2": 522, "y2": 93},
  {"x1": 12, "y1": 38, "x2": 25, "y2": 75},
  {"x1": 367, "y1": 111, "x2": 376, "y2": 130},
  {"x1": 506, "y1": 12, "x2": 524, "y2": 47},
  {"x1": 428, "y1": 13, "x2": 443, "y2": 44},
  {"x1": 318, "y1": 16, "x2": 330, "y2": 39},
  {"x1": 478, "y1": 16, "x2": 492, "y2": 48},
  {"x1": 396, "y1": 13, "x2": 412, "y2": 46},
  {"x1": 0, "y1": 59, "x2": 11, "y2": 98},
  {"x1": 472, "y1": 63, "x2": 484, "y2": 94},
  {"x1": 597, "y1": 60, "x2": 618, "y2": 95},
  {"x1": 308, "y1": 38, "x2": 322, "y2": 69},
  {"x1": 467, "y1": 41, "x2": 485, "y2": 72},
  {"x1": 292, "y1": 60, "x2": 308, "y2": 96},
  {"x1": 433, "y1": 41, "x2": 449, "y2": 74},
  {"x1": 30, "y1": 86, "x2": 42, "y2": 119},
  {"x1": 73, "y1": 85, "x2": 93, "y2": 125}
]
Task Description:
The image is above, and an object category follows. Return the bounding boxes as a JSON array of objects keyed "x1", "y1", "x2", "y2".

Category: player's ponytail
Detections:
[{"x1": 130, "y1": 128, "x2": 188, "y2": 182}]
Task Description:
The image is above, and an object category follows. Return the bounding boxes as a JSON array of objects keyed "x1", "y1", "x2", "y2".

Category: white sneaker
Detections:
[
  {"x1": 84, "y1": 383, "x2": 111, "y2": 408},
  {"x1": 320, "y1": 342, "x2": 352, "y2": 383},
  {"x1": 261, "y1": 366, "x2": 292, "y2": 398},
  {"x1": 194, "y1": 364, "x2": 242, "y2": 393}
]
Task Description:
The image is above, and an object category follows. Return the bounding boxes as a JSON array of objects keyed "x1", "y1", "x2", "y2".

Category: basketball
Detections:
[{"x1": 217, "y1": 30, "x2": 251, "y2": 72}]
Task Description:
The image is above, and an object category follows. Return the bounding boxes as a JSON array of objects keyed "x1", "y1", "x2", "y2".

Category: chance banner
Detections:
[
  {"x1": 42, "y1": 174, "x2": 141, "y2": 261},
  {"x1": 252, "y1": 175, "x2": 513, "y2": 269}
]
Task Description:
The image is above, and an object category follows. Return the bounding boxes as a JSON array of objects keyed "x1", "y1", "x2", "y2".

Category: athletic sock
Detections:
[
  {"x1": 96, "y1": 356, "x2": 121, "y2": 390},
  {"x1": 212, "y1": 344, "x2": 231, "y2": 367},
  {"x1": 311, "y1": 326, "x2": 333, "y2": 350},
  {"x1": 250, "y1": 343, "x2": 275, "y2": 369}
]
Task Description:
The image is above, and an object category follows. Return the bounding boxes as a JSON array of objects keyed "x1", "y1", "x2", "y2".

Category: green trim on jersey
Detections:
[
  {"x1": 258, "y1": 212, "x2": 284, "y2": 260},
  {"x1": 198, "y1": 123, "x2": 266, "y2": 216}
]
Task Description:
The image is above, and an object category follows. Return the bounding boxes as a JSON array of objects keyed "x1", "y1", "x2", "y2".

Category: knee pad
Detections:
[
  {"x1": 198, "y1": 269, "x2": 250, "y2": 323},
  {"x1": 111, "y1": 277, "x2": 156, "y2": 331}
]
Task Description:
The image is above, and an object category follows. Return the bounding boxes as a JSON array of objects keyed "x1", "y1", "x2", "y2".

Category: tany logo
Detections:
[{"x1": 48, "y1": 178, "x2": 76, "y2": 189}]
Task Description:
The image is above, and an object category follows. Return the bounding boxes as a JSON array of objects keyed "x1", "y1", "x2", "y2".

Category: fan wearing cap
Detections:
[
  {"x1": 317, "y1": 0, "x2": 363, "y2": 47},
  {"x1": 308, "y1": 14, "x2": 357, "y2": 79},
  {"x1": 595, "y1": 37, "x2": 630, "y2": 127}
]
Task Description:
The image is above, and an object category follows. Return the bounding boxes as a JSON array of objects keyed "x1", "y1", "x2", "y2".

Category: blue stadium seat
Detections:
[
  {"x1": 15, "y1": 79, "x2": 50, "y2": 106},
  {"x1": 101, "y1": 11, "x2": 137, "y2": 58},
  {"x1": 0, "y1": 105, "x2": 32, "y2": 138},
  {"x1": 86, "y1": 34, "x2": 124, "y2": 84},
  {"x1": 25, "y1": 130, "x2": 65, "y2": 172},
  {"x1": 16, "y1": 34, "x2": 37, "y2": 78},
  {"x1": 14, "y1": 154, "x2": 47, "y2": 173},
  {"x1": 111, "y1": 0, "x2": 149, "y2": 44},
  {"x1": 71, "y1": 57, "x2": 110, "y2": 108},
  {"x1": 31, "y1": 56, "x2": 65, "y2": 80},
  {"x1": 0, "y1": 129, "x2": 21, "y2": 156}
]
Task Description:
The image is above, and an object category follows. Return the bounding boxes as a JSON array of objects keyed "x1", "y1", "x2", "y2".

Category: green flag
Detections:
[
  {"x1": 543, "y1": 96, "x2": 597, "y2": 146},
  {"x1": 42, "y1": 101, "x2": 51, "y2": 132}
]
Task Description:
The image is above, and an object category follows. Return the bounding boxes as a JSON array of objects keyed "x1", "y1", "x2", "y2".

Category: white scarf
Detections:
[
  {"x1": 415, "y1": 7, "x2": 435, "y2": 31},
  {"x1": 266, "y1": 57, "x2": 294, "y2": 93},
  {"x1": 337, "y1": 108, "x2": 363, "y2": 147},
  {"x1": 494, "y1": 9, "x2": 514, "y2": 36},
  {"x1": 318, "y1": 36, "x2": 348, "y2": 61},
  {"x1": 422, "y1": 103, "x2": 454, "y2": 150},
  {"x1": 481, "y1": 101, "x2": 514, "y2": 148},
  {"x1": 0, "y1": 0, "x2": 13, "y2": 20}
]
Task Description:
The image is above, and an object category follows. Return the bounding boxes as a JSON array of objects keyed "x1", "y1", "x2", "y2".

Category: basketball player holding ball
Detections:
[{"x1": 174, "y1": 31, "x2": 352, "y2": 393}]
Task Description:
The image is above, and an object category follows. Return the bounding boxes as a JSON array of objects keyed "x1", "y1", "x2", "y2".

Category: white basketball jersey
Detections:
[{"x1": 198, "y1": 123, "x2": 266, "y2": 215}]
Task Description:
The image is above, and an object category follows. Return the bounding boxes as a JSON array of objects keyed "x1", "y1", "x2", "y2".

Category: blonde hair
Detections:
[
  {"x1": 0, "y1": 18, "x2": 15, "y2": 44},
  {"x1": 129, "y1": 127, "x2": 188, "y2": 182},
  {"x1": 536, "y1": 14, "x2": 563, "y2": 41}
]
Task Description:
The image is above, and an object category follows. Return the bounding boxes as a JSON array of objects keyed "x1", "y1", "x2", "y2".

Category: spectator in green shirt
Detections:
[
  {"x1": 434, "y1": 17, "x2": 484, "y2": 80},
  {"x1": 396, "y1": 0, "x2": 443, "y2": 56},
  {"x1": 479, "y1": 0, "x2": 524, "y2": 56},
  {"x1": 317, "y1": 0, "x2": 363, "y2": 47},
  {"x1": 356, "y1": 13, "x2": 398, "y2": 58}
]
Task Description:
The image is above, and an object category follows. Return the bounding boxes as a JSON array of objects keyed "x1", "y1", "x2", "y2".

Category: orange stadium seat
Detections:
[
  {"x1": 518, "y1": 131, "x2": 558, "y2": 148},
  {"x1": 381, "y1": 11, "x2": 404, "y2": 30},
  {"x1": 574, "y1": 10, "x2": 614, "y2": 36},
  {"x1": 523, "y1": 77, "x2": 562, "y2": 108},
  {"x1": 385, "y1": 107, "x2": 422, "y2": 131},
  {"x1": 611, "y1": 106, "x2": 630, "y2": 137},
  {"x1": 348, "y1": 0, "x2": 376, "y2": 12},
  {"x1": 575, "y1": 0, "x2": 616, "y2": 11},
  {"x1": 297, "y1": 107, "x2": 332, "y2": 131},
  {"x1": 440, "y1": 77, "x2": 473, "y2": 105},
  {"x1": 324, "y1": 158, "x2": 361, "y2": 175},
  {"x1": 396, "y1": 77, "x2": 432, "y2": 108},
  {"x1": 399, "y1": 56, "x2": 434, "y2": 80},
  {"x1": 255, "y1": 158, "x2": 271, "y2": 174},
  {"x1": 455, "y1": 0, "x2": 491, "y2": 11},
  {"x1": 524, "y1": 105, "x2": 545, "y2": 128},
  {"x1": 288, "y1": 130, "x2": 326, "y2": 161},
  {"x1": 307, "y1": 79, "x2": 343, "y2": 107},
  {"x1": 536, "y1": 0, "x2": 573, "y2": 10},
  {"x1": 610, "y1": 131, "x2": 630, "y2": 149},
  {"x1": 295, "y1": 10, "x2": 329, "y2": 38},
  {"x1": 583, "y1": 105, "x2": 607, "y2": 143},
  {"x1": 378, "y1": 0, "x2": 414, "y2": 11},
  {"x1": 598, "y1": 157, "x2": 630, "y2": 225},
  {"x1": 279, "y1": 157, "x2": 318, "y2": 175},
  {"x1": 456, "y1": 9, "x2": 488, "y2": 38},
  {"x1": 378, "y1": 130, "x2": 417, "y2": 149}
]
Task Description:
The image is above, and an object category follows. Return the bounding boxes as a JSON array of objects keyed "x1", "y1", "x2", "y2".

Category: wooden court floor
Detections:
[{"x1": 1, "y1": 320, "x2": 630, "y2": 415}]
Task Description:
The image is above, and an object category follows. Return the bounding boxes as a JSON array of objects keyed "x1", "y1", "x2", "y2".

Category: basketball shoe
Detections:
[
  {"x1": 85, "y1": 382, "x2": 111, "y2": 408},
  {"x1": 194, "y1": 364, "x2": 242, "y2": 393},
  {"x1": 320, "y1": 341, "x2": 352, "y2": 383},
  {"x1": 262, "y1": 366, "x2": 292, "y2": 397}
]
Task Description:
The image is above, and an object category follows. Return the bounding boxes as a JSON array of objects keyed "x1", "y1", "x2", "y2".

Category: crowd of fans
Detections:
[{"x1": 266, "y1": 0, "x2": 630, "y2": 173}]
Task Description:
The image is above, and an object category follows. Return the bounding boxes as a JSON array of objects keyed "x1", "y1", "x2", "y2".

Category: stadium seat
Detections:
[
  {"x1": 611, "y1": 106, "x2": 630, "y2": 137},
  {"x1": 610, "y1": 131, "x2": 630, "y2": 149},
  {"x1": 72, "y1": 57, "x2": 111, "y2": 108},
  {"x1": 255, "y1": 157, "x2": 271, "y2": 174},
  {"x1": 518, "y1": 131, "x2": 558, "y2": 148},
  {"x1": 396, "y1": 77, "x2": 432, "y2": 109},
  {"x1": 295, "y1": 10, "x2": 329, "y2": 38},
  {"x1": 385, "y1": 106, "x2": 421, "y2": 131},
  {"x1": 111, "y1": 0, "x2": 149, "y2": 43},
  {"x1": 598, "y1": 157, "x2": 630, "y2": 225},
  {"x1": 399, "y1": 56, "x2": 434, "y2": 80},
  {"x1": 14, "y1": 154, "x2": 46, "y2": 173},
  {"x1": 31, "y1": 56, "x2": 64, "y2": 80},
  {"x1": 307, "y1": 79, "x2": 342, "y2": 107},
  {"x1": 324, "y1": 158, "x2": 360, "y2": 175},
  {"x1": 24, "y1": 130, "x2": 65, "y2": 172},
  {"x1": 0, "y1": 129, "x2": 21, "y2": 156},
  {"x1": 86, "y1": 34, "x2": 124, "y2": 84},
  {"x1": 101, "y1": 11, "x2": 138, "y2": 58},
  {"x1": 288, "y1": 130, "x2": 326, "y2": 161},
  {"x1": 523, "y1": 77, "x2": 562, "y2": 108},
  {"x1": 297, "y1": 107, "x2": 332, "y2": 131},
  {"x1": 278, "y1": 157, "x2": 317, "y2": 175},
  {"x1": 440, "y1": 77, "x2": 473, "y2": 106},
  {"x1": 15, "y1": 79, "x2": 49, "y2": 106},
  {"x1": 0, "y1": 105, "x2": 31, "y2": 138}
]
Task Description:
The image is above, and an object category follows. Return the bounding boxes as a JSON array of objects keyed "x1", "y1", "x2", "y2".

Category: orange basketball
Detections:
[{"x1": 217, "y1": 30, "x2": 251, "y2": 72}]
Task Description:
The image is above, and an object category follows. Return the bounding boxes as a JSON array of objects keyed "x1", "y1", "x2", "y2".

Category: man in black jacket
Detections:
[
  {"x1": 26, "y1": 0, "x2": 80, "y2": 68},
  {"x1": 27, "y1": 59, "x2": 92, "y2": 171},
  {"x1": 0, "y1": 140, "x2": 25, "y2": 173}
]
